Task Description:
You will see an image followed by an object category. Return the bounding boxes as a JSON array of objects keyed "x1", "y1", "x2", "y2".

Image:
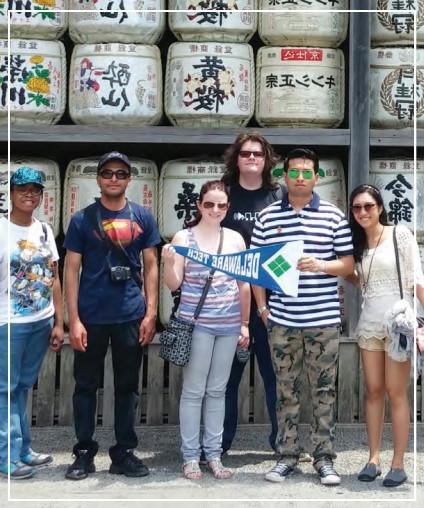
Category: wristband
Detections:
[{"x1": 257, "y1": 305, "x2": 268, "y2": 316}]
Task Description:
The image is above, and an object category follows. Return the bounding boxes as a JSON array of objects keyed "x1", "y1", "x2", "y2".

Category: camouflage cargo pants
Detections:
[{"x1": 268, "y1": 325, "x2": 339, "y2": 462}]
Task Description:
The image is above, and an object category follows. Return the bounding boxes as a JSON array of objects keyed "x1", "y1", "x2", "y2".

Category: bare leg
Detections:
[{"x1": 361, "y1": 349, "x2": 385, "y2": 465}]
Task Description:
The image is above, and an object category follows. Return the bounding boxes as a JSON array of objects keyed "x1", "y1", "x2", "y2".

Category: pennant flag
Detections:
[{"x1": 173, "y1": 240, "x2": 303, "y2": 297}]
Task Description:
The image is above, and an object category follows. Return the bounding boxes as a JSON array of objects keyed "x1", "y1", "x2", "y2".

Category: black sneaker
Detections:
[
  {"x1": 65, "y1": 450, "x2": 95, "y2": 481},
  {"x1": 264, "y1": 460, "x2": 295, "y2": 482},
  {"x1": 109, "y1": 451, "x2": 149, "y2": 477},
  {"x1": 314, "y1": 458, "x2": 340, "y2": 486}
]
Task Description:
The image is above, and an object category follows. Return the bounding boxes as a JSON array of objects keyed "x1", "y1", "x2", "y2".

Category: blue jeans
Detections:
[
  {"x1": 180, "y1": 327, "x2": 238, "y2": 462},
  {"x1": 0, "y1": 318, "x2": 52, "y2": 465},
  {"x1": 72, "y1": 320, "x2": 143, "y2": 459},
  {"x1": 223, "y1": 313, "x2": 277, "y2": 451}
]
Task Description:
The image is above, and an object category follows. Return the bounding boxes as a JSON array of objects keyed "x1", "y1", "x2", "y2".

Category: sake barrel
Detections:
[
  {"x1": 62, "y1": 156, "x2": 158, "y2": 233},
  {"x1": 168, "y1": 0, "x2": 257, "y2": 43},
  {"x1": 69, "y1": 43, "x2": 162, "y2": 126},
  {"x1": 68, "y1": 0, "x2": 166, "y2": 44},
  {"x1": 0, "y1": 157, "x2": 61, "y2": 236},
  {"x1": 272, "y1": 157, "x2": 346, "y2": 212},
  {"x1": 370, "y1": 158, "x2": 424, "y2": 238},
  {"x1": 370, "y1": 48, "x2": 424, "y2": 128},
  {"x1": 256, "y1": 47, "x2": 345, "y2": 127},
  {"x1": 165, "y1": 42, "x2": 254, "y2": 127},
  {"x1": 159, "y1": 268, "x2": 181, "y2": 326},
  {"x1": 258, "y1": 0, "x2": 348, "y2": 48},
  {"x1": 158, "y1": 158, "x2": 226, "y2": 240},
  {"x1": 0, "y1": 1, "x2": 68, "y2": 40},
  {"x1": 371, "y1": 0, "x2": 424, "y2": 47},
  {"x1": 0, "y1": 39, "x2": 66, "y2": 125}
]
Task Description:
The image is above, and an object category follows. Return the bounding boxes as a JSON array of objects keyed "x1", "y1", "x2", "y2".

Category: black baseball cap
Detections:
[{"x1": 97, "y1": 151, "x2": 131, "y2": 174}]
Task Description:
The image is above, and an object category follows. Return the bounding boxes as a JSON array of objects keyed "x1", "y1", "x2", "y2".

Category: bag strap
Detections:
[
  {"x1": 393, "y1": 226, "x2": 404, "y2": 299},
  {"x1": 193, "y1": 228, "x2": 224, "y2": 320}
]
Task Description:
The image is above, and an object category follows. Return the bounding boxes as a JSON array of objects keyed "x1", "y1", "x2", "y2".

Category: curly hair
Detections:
[
  {"x1": 222, "y1": 131, "x2": 280, "y2": 189},
  {"x1": 349, "y1": 184, "x2": 390, "y2": 262}
]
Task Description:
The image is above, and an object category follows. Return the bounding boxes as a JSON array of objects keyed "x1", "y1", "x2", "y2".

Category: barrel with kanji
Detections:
[
  {"x1": 158, "y1": 158, "x2": 226, "y2": 240},
  {"x1": 0, "y1": 157, "x2": 61, "y2": 236},
  {"x1": 165, "y1": 42, "x2": 254, "y2": 127},
  {"x1": 168, "y1": 0, "x2": 257, "y2": 42},
  {"x1": 62, "y1": 156, "x2": 158, "y2": 233},
  {"x1": 69, "y1": 43, "x2": 162, "y2": 126},
  {"x1": 69, "y1": 0, "x2": 166, "y2": 44},
  {"x1": 0, "y1": 39, "x2": 66, "y2": 125},
  {"x1": 258, "y1": 0, "x2": 348, "y2": 48},
  {"x1": 370, "y1": 47, "x2": 424, "y2": 128},
  {"x1": 0, "y1": 0, "x2": 68, "y2": 40}
]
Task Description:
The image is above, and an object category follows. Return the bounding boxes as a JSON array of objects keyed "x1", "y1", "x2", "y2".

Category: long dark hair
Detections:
[
  {"x1": 349, "y1": 184, "x2": 390, "y2": 262},
  {"x1": 187, "y1": 180, "x2": 230, "y2": 227},
  {"x1": 222, "y1": 131, "x2": 280, "y2": 189}
]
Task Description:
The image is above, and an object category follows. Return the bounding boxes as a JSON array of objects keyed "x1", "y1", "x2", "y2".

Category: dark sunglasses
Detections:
[
  {"x1": 202, "y1": 201, "x2": 229, "y2": 210},
  {"x1": 239, "y1": 150, "x2": 265, "y2": 159},
  {"x1": 99, "y1": 169, "x2": 130, "y2": 180},
  {"x1": 351, "y1": 203, "x2": 377, "y2": 213},
  {"x1": 286, "y1": 168, "x2": 315, "y2": 180}
]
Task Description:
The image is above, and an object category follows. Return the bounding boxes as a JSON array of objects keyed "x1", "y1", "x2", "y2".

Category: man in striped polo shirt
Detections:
[{"x1": 251, "y1": 148, "x2": 354, "y2": 486}]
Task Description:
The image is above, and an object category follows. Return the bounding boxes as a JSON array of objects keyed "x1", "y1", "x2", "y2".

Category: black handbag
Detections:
[{"x1": 159, "y1": 229, "x2": 223, "y2": 367}]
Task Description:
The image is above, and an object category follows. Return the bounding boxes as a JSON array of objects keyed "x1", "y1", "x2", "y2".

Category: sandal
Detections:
[
  {"x1": 207, "y1": 459, "x2": 233, "y2": 480},
  {"x1": 182, "y1": 460, "x2": 202, "y2": 480}
]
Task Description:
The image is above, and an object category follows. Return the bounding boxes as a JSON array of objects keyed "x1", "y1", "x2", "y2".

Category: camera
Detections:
[{"x1": 110, "y1": 266, "x2": 131, "y2": 282}]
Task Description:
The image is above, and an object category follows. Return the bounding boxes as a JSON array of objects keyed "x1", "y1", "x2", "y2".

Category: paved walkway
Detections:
[{"x1": 1, "y1": 424, "x2": 423, "y2": 508}]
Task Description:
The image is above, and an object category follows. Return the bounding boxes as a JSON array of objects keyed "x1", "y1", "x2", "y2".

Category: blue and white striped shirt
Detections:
[{"x1": 251, "y1": 192, "x2": 353, "y2": 328}]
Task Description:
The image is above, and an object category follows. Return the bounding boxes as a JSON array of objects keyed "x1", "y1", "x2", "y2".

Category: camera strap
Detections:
[{"x1": 94, "y1": 199, "x2": 142, "y2": 288}]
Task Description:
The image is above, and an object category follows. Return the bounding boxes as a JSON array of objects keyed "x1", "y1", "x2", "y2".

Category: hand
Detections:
[
  {"x1": 417, "y1": 327, "x2": 424, "y2": 354},
  {"x1": 297, "y1": 255, "x2": 325, "y2": 273},
  {"x1": 49, "y1": 324, "x2": 64, "y2": 353},
  {"x1": 69, "y1": 319, "x2": 88, "y2": 352},
  {"x1": 238, "y1": 324, "x2": 250, "y2": 348},
  {"x1": 139, "y1": 313, "x2": 156, "y2": 346},
  {"x1": 161, "y1": 244, "x2": 176, "y2": 266}
]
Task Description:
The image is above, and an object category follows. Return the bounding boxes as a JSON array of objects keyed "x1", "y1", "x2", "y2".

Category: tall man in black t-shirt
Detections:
[{"x1": 220, "y1": 132, "x2": 283, "y2": 453}]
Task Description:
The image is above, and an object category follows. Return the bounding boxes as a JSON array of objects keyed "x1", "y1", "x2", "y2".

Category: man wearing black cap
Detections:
[{"x1": 64, "y1": 151, "x2": 160, "y2": 480}]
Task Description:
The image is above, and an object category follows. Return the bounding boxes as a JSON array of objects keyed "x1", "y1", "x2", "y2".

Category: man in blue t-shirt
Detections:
[{"x1": 64, "y1": 151, "x2": 160, "y2": 480}]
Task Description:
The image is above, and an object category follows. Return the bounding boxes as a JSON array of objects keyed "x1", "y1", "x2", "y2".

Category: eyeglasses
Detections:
[
  {"x1": 99, "y1": 169, "x2": 130, "y2": 180},
  {"x1": 286, "y1": 168, "x2": 315, "y2": 180},
  {"x1": 14, "y1": 185, "x2": 42, "y2": 196},
  {"x1": 202, "y1": 201, "x2": 229, "y2": 210},
  {"x1": 351, "y1": 203, "x2": 377, "y2": 213},
  {"x1": 239, "y1": 150, "x2": 265, "y2": 159}
]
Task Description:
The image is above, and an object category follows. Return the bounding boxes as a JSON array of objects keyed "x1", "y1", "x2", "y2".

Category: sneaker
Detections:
[
  {"x1": 21, "y1": 449, "x2": 53, "y2": 467},
  {"x1": 0, "y1": 461, "x2": 34, "y2": 480},
  {"x1": 65, "y1": 450, "x2": 95, "y2": 481},
  {"x1": 109, "y1": 451, "x2": 149, "y2": 478},
  {"x1": 314, "y1": 458, "x2": 340, "y2": 486},
  {"x1": 264, "y1": 460, "x2": 295, "y2": 483}
]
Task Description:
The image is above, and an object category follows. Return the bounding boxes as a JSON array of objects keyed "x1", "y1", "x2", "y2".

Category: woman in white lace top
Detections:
[{"x1": 348, "y1": 184, "x2": 422, "y2": 488}]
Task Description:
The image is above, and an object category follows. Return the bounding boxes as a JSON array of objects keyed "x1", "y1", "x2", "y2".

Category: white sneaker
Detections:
[
  {"x1": 264, "y1": 461, "x2": 294, "y2": 483},
  {"x1": 314, "y1": 459, "x2": 340, "y2": 486}
]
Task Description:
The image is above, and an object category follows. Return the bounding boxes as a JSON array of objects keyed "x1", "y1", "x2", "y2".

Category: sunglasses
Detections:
[
  {"x1": 14, "y1": 185, "x2": 42, "y2": 196},
  {"x1": 99, "y1": 169, "x2": 130, "y2": 180},
  {"x1": 239, "y1": 150, "x2": 265, "y2": 159},
  {"x1": 286, "y1": 168, "x2": 315, "y2": 180},
  {"x1": 202, "y1": 201, "x2": 229, "y2": 210},
  {"x1": 351, "y1": 203, "x2": 377, "y2": 213}
]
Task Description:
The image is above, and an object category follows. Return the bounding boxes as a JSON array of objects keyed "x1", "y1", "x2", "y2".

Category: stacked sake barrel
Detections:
[
  {"x1": 68, "y1": 0, "x2": 165, "y2": 126},
  {"x1": 370, "y1": 0, "x2": 424, "y2": 128},
  {"x1": 0, "y1": 157, "x2": 61, "y2": 236},
  {"x1": 165, "y1": 1, "x2": 256, "y2": 127},
  {"x1": 158, "y1": 158, "x2": 226, "y2": 324},
  {"x1": 0, "y1": 1, "x2": 67, "y2": 124},
  {"x1": 255, "y1": 0, "x2": 348, "y2": 127}
]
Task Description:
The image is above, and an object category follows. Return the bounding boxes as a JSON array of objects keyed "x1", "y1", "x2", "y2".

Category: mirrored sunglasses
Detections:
[{"x1": 286, "y1": 168, "x2": 315, "y2": 180}]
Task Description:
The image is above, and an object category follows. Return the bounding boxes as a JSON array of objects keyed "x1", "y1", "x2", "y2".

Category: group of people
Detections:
[{"x1": 0, "y1": 133, "x2": 423, "y2": 490}]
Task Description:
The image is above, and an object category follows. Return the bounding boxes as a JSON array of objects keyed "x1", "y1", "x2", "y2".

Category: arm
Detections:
[
  {"x1": 162, "y1": 230, "x2": 186, "y2": 291},
  {"x1": 237, "y1": 280, "x2": 251, "y2": 348},
  {"x1": 49, "y1": 263, "x2": 64, "y2": 352},
  {"x1": 417, "y1": 283, "x2": 424, "y2": 309},
  {"x1": 345, "y1": 270, "x2": 360, "y2": 287},
  {"x1": 297, "y1": 254, "x2": 355, "y2": 277},
  {"x1": 252, "y1": 284, "x2": 270, "y2": 326},
  {"x1": 139, "y1": 247, "x2": 159, "y2": 346},
  {"x1": 64, "y1": 250, "x2": 87, "y2": 352}
]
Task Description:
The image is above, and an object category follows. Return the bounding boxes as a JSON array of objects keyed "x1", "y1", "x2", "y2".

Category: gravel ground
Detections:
[{"x1": 1, "y1": 424, "x2": 423, "y2": 508}]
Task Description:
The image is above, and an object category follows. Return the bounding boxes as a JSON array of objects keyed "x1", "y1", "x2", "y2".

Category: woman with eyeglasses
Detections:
[
  {"x1": 348, "y1": 183, "x2": 423, "y2": 487},
  {"x1": 0, "y1": 167, "x2": 63, "y2": 480},
  {"x1": 162, "y1": 180, "x2": 250, "y2": 481}
]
